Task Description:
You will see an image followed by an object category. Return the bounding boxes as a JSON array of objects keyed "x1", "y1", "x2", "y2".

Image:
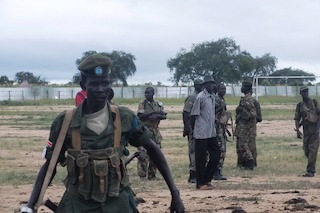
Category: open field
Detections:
[{"x1": 1, "y1": 98, "x2": 320, "y2": 213}]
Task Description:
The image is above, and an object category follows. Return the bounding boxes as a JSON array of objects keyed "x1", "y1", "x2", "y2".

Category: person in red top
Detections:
[{"x1": 75, "y1": 80, "x2": 87, "y2": 106}]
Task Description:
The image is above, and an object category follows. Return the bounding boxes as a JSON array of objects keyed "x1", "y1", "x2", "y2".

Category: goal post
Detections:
[{"x1": 252, "y1": 75, "x2": 320, "y2": 100}]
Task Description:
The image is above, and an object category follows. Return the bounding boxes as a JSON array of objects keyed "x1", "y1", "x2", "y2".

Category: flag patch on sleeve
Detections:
[{"x1": 47, "y1": 140, "x2": 53, "y2": 147}]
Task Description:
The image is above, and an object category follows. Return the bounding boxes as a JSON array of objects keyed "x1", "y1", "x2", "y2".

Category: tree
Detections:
[
  {"x1": 0, "y1": 75, "x2": 10, "y2": 85},
  {"x1": 265, "y1": 67, "x2": 315, "y2": 86},
  {"x1": 74, "y1": 50, "x2": 136, "y2": 86},
  {"x1": 167, "y1": 38, "x2": 241, "y2": 85},
  {"x1": 167, "y1": 38, "x2": 278, "y2": 85},
  {"x1": 14, "y1": 71, "x2": 47, "y2": 85}
]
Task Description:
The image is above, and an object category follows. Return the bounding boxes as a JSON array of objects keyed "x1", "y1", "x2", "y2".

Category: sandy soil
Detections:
[{"x1": 1, "y1": 105, "x2": 319, "y2": 213}]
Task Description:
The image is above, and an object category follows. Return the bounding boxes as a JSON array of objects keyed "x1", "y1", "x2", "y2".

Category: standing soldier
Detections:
[
  {"x1": 214, "y1": 83, "x2": 228, "y2": 180},
  {"x1": 183, "y1": 79, "x2": 203, "y2": 183},
  {"x1": 294, "y1": 86, "x2": 320, "y2": 177},
  {"x1": 235, "y1": 81, "x2": 257, "y2": 170},
  {"x1": 137, "y1": 87, "x2": 167, "y2": 180},
  {"x1": 21, "y1": 54, "x2": 184, "y2": 213}
]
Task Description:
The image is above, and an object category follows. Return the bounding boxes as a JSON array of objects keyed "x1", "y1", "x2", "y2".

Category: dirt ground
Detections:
[{"x1": 1, "y1": 105, "x2": 320, "y2": 213}]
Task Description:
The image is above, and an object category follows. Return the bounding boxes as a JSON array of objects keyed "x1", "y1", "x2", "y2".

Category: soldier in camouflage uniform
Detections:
[
  {"x1": 137, "y1": 87, "x2": 167, "y2": 180},
  {"x1": 294, "y1": 86, "x2": 320, "y2": 177},
  {"x1": 183, "y1": 79, "x2": 203, "y2": 183},
  {"x1": 21, "y1": 54, "x2": 184, "y2": 213},
  {"x1": 214, "y1": 83, "x2": 228, "y2": 180},
  {"x1": 235, "y1": 81, "x2": 257, "y2": 170}
]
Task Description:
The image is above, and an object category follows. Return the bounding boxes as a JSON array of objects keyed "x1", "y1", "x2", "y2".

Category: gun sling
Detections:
[{"x1": 35, "y1": 108, "x2": 75, "y2": 209}]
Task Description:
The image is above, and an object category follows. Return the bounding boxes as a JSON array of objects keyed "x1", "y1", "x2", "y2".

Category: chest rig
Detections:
[{"x1": 65, "y1": 105, "x2": 129, "y2": 203}]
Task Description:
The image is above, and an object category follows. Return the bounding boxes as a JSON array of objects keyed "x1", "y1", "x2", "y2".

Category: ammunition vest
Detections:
[
  {"x1": 65, "y1": 105, "x2": 129, "y2": 203},
  {"x1": 302, "y1": 99, "x2": 318, "y2": 123}
]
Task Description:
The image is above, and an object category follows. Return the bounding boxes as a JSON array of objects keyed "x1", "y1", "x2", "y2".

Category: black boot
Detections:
[{"x1": 188, "y1": 171, "x2": 196, "y2": 183}]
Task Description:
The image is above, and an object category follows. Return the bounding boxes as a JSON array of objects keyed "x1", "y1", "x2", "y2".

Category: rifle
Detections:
[{"x1": 125, "y1": 151, "x2": 141, "y2": 166}]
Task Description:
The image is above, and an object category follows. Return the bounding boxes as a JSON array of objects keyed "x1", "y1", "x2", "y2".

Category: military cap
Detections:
[
  {"x1": 299, "y1": 86, "x2": 309, "y2": 92},
  {"x1": 78, "y1": 54, "x2": 112, "y2": 77},
  {"x1": 242, "y1": 81, "x2": 252, "y2": 88},
  {"x1": 194, "y1": 79, "x2": 203, "y2": 85},
  {"x1": 203, "y1": 75, "x2": 215, "y2": 83}
]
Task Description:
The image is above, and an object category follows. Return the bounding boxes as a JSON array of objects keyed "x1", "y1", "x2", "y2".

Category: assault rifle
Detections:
[{"x1": 125, "y1": 150, "x2": 141, "y2": 166}]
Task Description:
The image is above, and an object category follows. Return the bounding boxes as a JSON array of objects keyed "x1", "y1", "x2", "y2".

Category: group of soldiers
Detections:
[
  {"x1": 182, "y1": 76, "x2": 262, "y2": 189},
  {"x1": 21, "y1": 53, "x2": 319, "y2": 212}
]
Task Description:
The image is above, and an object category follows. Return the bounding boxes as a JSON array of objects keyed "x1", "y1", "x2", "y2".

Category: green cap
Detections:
[
  {"x1": 300, "y1": 86, "x2": 309, "y2": 92},
  {"x1": 194, "y1": 79, "x2": 203, "y2": 85},
  {"x1": 78, "y1": 54, "x2": 112, "y2": 77}
]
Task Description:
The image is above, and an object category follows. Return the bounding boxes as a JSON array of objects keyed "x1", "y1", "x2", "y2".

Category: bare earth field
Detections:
[{"x1": 1, "y1": 105, "x2": 320, "y2": 213}]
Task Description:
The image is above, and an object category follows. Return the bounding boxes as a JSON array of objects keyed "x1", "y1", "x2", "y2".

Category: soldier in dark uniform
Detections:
[
  {"x1": 235, "y1": 81, "x2": 257, "y2": 170},
  {"x1": 137, "y1": 87, "x2": 167, "y2": 180},
  {"x1": 182, "y1": 79, "x2": 203, "y2": 183},
  {"x1": 294, "y1": 86, "x2": 320, "y2": 177},
  {"x1": 21, "y1": 54, "x2": 184, "y2": 213}
]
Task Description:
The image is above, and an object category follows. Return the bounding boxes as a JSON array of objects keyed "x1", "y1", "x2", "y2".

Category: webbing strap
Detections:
[
  {"x1": 110, "y1": 105, "x2": 122, "y2": 148},
  {"x1": 35, "y1": 108, "x2": 75, "y2": 208},
  {"x1": 71, "y1": 104, "x2": 122, "y2": 150}
]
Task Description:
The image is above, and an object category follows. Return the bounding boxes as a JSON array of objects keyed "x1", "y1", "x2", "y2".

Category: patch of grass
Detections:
[{"x1": 0, "y1": 171, "x2": 36, "y2": 185}]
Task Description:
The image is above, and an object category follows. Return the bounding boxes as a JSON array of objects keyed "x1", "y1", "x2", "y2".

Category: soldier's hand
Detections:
[
  {"x1": 296, "y1": 130, "x2": 302, "y2": 139},
  {"x1": 170, "y1": 190, "x2": 185, "y2": 213},
  {"x1": 21, "y1": 206, "x2": 34, "y2": 213},
  {"x1": 183, "y1": 127, "x2": 191, "y2": 137}
]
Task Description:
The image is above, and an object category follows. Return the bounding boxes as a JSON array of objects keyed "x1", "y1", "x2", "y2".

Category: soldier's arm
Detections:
[{"x1": 143, "y1": 140, "x2": 185, "y2": 212}]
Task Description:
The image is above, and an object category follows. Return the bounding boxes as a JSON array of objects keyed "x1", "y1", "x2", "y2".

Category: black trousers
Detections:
[{"x1": 195, "y1": 137, "x2": 221, "y2": 187}]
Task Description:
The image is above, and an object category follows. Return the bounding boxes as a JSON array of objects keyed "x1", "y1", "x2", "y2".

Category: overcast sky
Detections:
[{"x1": 1, "y1": 0, "x2": 320, "y2": 85}]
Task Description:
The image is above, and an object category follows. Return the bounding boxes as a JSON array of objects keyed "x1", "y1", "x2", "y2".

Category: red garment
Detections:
[{"x1": 75, "y1": 90, "x2": 87, "y2": 106}]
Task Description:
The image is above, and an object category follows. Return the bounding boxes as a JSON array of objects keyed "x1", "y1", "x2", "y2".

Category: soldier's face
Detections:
[
  {"x1": 145, "y1": 89, "x2": 154, "y2": 101},
  {"x1": 300, "y1": 90, "x2": 309, "y2": 98},
  {"x1": 194, "y1": 84, "x2": 203, "y2": 93},
  {"x1": 218, "y1": 86, "x2": 226, "y2": 96},
  {"x1": 86, "y1": 76, "x2": 111, "y2": 104}
]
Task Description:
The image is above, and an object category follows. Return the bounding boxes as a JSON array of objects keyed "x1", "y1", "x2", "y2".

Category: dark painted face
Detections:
[
  {"x1": 145, "y1": 88, "x2": 154, "y2": 101},
  {"x1": 85, "y1": 75, "x2": 111, "y2": 106}
]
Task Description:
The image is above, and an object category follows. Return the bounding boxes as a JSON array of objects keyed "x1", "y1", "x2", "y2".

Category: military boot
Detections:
[{"x1": 188, "y1": 171, "x2": 196, "y2": 183}]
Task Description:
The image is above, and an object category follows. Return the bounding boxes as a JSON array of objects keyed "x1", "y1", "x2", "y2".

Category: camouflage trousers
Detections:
[
  {"x1": 303, "y1": 131, "x2": 320, "y2": 173},
  {"x1": 137, "y1": 126, "x2": 162, "y2": 179},
  {"x1": 235, "y1": 120, "x2": 257, "y2": 168},
  {"x1": 187, "y1": 135, "x2": 196, "y2": 172},
  {"x1": 216, "y1": 123, "x2": 227, "y2": 172}
]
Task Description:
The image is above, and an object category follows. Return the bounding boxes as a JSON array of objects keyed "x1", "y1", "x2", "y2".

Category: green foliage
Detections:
[
  {"x1": 266, "y1": 67, "x2": 316, "y2": 86},
  {"x1": 15, "y1": 71, "x2": 47, "y2": 85},
  {"x1": 167, "y1": 37, "x2": 278, "y2": 85},
  {"x1": 74, "y1": 50, "x2": 136, "y2": 86}
]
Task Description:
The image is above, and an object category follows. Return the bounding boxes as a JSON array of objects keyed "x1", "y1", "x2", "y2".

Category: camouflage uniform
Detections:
[
  {"x1": 294, "y1": 98, "x2": 320, "y2": 174},
  {"x1": 137, "y1": 99, "x2": 165, "y2": 179},
  {"x1": 183, "y1": 91, "x2": 199, "y2": 174},
  {"x1": 235, "y1": 93, "x2": 257, "y2": 169},
  {"x1": 215, "y1": 95, "x2": 228, "y2": 172},
  {"x1": 44, "y1": 102, "x2": 150, "y2": 213}
]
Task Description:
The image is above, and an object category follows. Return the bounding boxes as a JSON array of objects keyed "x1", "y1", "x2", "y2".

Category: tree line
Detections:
[{"x1": 0, "y1": 37, "x2": 315, "y2": 86}]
